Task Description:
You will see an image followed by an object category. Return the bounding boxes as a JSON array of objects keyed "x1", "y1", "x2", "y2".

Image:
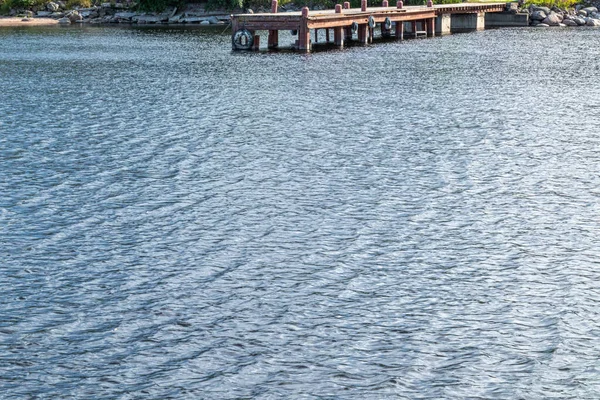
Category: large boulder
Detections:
[
  {"x1": 67, "y1": 10, "x2": 82, "y2": 22},
  {"x1": 530, "y1": 10, "x2": 547, "y2": 21},
  {"x1": 573, "y1": 16, "x2": 586, "y2": 25},
  {"x1": 46, "y1": 2, "x2": 59, "y2": 12},
  {"x1": 583, "y1": 7, "x2": 598, "y2": 14},
  {"x1": 562, "y1": 18, "x2": 578, "y2": 26},
  {"x1": 57, "y1": 16, "x2": 70, "y2": 24},
  {"x1": 531, "y1": 5, "x2": 551, "y2": 14},
  {"x1": 587, "y1": 18, "x2": 600, "y2": 26}
]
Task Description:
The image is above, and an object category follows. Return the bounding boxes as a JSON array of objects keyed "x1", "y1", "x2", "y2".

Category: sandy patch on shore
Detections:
[{"x1": 0, "y1": 17, "x2": 59, "y2": 27}]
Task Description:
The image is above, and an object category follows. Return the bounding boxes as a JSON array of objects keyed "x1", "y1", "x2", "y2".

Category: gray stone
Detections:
[
  {"x1": 115, "y1": 11, "x2": 136, "y2": 20},
  {"x1": 136, "y1": 15, "x2": 159, "y2": 23},
  {"x1": 562, "y1": 19, "x2": 578, "y2": 26},
  {"x1": 536, "y1": 23, "x2": 549, "y2": 27},
  {"x1": 531, "y1": 5, "x2": 551, "y2": 14},
  {"x1": 542, "y1": 13, "x2": 562, "y2": 25},
  {"x1": 50, "y1": 11, "x2": 64, "y2": 18},
  {"x1": 583, "y1": 7, "x2": 598, "y2": 14},
  {"x1": 68, "y1": 10, "x2": 82, "y2": 22},
  {"x1": 58, "y1": 16, "x2": 70, "y2": 24},
  {"x1": 200, "y1": 20, "x2": 210, "y2": 25},
  {"x1": 530, "y1": 10, "x2": 547, "y2": 21},
  {"x1": 101, "y1": 2, "x2": 111, "y2": 7},
  {"x1": 46, "y1": 2, "x2": 59, "y2": 12},
  {"x1": 207, "y1": 16, "x2": 220, "y2": 24},
  {"x1": 182, "y1": 16, "x2": 202, "y2": 23},
  {"x1": 56, "y1": 0, "x2": 65, "y2": 9},
  {"x1": 37, "y1": 10, "x2": 52, "y2": 16},
  {"x1": 168, "y1": 13, "x2": 183, "y2": 23},
  {"x1": 587, "y1": 18, "x2": 600, "y2": 26},
  {"x1": 574, "y1": 16, "x2": 586, "y2": 25}
]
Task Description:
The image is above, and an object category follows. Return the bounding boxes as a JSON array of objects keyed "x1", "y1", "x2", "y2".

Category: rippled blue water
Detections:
[{"x1": 2, "y1": 24, "x2": 600, "y2": 398}]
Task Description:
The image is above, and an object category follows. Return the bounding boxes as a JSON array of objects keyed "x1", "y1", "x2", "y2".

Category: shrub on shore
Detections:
[{"x1": 523, "y1": 0, "x2": 580, "y2": 9}]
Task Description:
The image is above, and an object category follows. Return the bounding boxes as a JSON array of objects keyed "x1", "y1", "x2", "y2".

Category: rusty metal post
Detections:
[
  {"x1": 427, "y1": 0, "x2": 433, "y2": 6},
  {"x1": 334, "y1": 4, "x2": 344, "y2": 47},
  {"x1": 397, "y1": 0, "x2": 403, "y2": 8},
  {"x1": 382, "y1": 0, "x2": 388, "y2": 6},
  {"x1": 268, "y1": 0, "x2": 279, "y2": 49},
  {"x1": 361, "y1": 0, "x2": 367, "y2": 11},
  {"x1": 298, "y1": 7, "x2": 311, "y2": 52}
]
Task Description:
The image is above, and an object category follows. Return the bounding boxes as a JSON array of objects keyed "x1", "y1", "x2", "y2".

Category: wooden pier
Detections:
[{"x1": 231, "y1": 1, "x2": 512, "y2": 52}]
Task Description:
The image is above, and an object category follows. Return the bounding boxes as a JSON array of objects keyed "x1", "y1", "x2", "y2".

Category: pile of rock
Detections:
[
  {"x1": 525, "y1": 4, "x2": 600, "y2": 27},
  {"x1": 21, "y1": 1, "x2": 231, "y2": 25}
]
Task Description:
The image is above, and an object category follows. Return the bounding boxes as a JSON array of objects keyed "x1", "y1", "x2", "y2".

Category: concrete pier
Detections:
[
  {"x1": 485, "y1": 12, "x2": 529, "y2": 27},
  {"x1": 451, "y1": 11, "x2": 485, "y2": 32}
]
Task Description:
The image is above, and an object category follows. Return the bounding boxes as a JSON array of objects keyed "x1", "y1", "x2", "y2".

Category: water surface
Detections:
[{"x1": 2, "y1": 24, "x2": 600, "y2": 398}]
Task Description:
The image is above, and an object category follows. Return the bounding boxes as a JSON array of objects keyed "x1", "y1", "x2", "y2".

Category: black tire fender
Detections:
[{"x1": 232, "y1": 29, "x2": 254, "y2": 50}]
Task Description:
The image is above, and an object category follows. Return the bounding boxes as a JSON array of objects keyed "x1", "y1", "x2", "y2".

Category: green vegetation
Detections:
[
  {"x1": 523, "y1": 0, "x2": 579, "y2": 8},
  {"x1": 65, "y1": 0, "x2": 92, "y2": 7}
]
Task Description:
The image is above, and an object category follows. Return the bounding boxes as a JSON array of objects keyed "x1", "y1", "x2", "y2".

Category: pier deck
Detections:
[{"x1": 231, "y1": 1, "x2": 511, "y2": 52}]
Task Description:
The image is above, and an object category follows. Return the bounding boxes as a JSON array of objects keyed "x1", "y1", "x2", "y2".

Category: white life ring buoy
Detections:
[
  {"x1": 384, "y1": 17, "x2": 392, "y2": 30},
  {"x1": 368, "y1": 16, "x2": 376, "y2": 29},
  {"x1": 232, "y1": 29, "x2": 254, "y2": 50}
]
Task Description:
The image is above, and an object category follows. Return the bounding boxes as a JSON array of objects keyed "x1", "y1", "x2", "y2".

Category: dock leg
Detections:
[
  {"x1": 428, "y1": 17, "x2": 435, "y2": 37},
  {"x1": 395, "y1": 21, "x2": 404, "y2": 40},
  {"x1": 358, "y1": 24, "x2": 368, "y2": 44},
  {"x1": 342, "y1": 2, "x2": 352, "y2": 41},
  {"x1": 369, "y1": 26, "x2": 373, "y2": 43},
  {"x1": 268, "y1": 31, "x2": 279, "y2": 48},
  {"x1": 315, "y1": 29, "x2": 318, "y2": 43},
  {"x1": 412, "y1": 21, "x2": 417, "y2": 38},
  {"x1": 298, "y1": 7, "x2": 311, "y2": 52},
  {"x1": 252, "y1": 34, "x2": 260, "y2": 51},
  {"x1": 326, "y1": 28, "x2": 330, "y2": 43},
  {"x1": 334, "y1": 4, "x2": 344, "y2": 47},
  {"x1": 268, "y1": 0, "x2": 279, "y2": 49}
]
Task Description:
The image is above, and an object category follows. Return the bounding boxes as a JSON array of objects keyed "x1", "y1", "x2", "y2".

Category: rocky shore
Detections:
[
  {"x1": 521, "y1": 2, "x2": 600, "y2": 27},
  {"x1": 4, "y1": 2, "x2": 233, "y2": 25},
  {"x1": 5, "y1": 1, "x2": 600, "y2": 27}
]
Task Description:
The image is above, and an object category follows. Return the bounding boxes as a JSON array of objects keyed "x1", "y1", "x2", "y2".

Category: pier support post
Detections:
[
  {"x1": 326, "y1": 28, "x2": 330, "y2": 42},
  {"x1": 252, "y1": 35, "x2": 260, "y2": 50},
  {"x1": 435, "y1": 13, "x2": 451, "y2": 35},
  {"x1": 428, "y1": 17, "x2": 435, "y2": 36},
  {"x1": 411, "y1": 21, "x2": 417, "y2": 38},
  {"x1": 334, "y1": 4, "x2": 344, "y2": 47},
  {"x1": 358, "y1": 24, "x2": 368, "y2": 44},
  {"x1": 361, "y1": 0, "x2": 367, "y2": 11},
  {"x1": 268, "y1": 0, "x2": 279, "y2": 49},
  {"x1": 395, "y1": 21, "x2": 404, "y2": 39},
  {"x1": 343, "y1": 2, "x2": 352, "y2": 40},
  {"x1": 298, "y1": 7, "x2": 311, "y2": 52}
]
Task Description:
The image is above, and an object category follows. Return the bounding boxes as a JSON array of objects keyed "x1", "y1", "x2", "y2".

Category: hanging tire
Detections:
[
  {"x1": 351, "y1": 21, "x2": 359, "y2": 34},
  {"x1": 384, "y1": 17, "x2": 392, "y2": 30},
  {"x1": 232, "y1": 29, "x2": 253, "y2": 50},
  {"x1": 368, "y1": 16, "x2": 376, "y2": 29}
]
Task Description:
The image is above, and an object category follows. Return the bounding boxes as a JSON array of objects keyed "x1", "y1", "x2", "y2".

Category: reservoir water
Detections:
[{"x1": 2, "y1": 24, "x2": 600, "y2": 398}]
